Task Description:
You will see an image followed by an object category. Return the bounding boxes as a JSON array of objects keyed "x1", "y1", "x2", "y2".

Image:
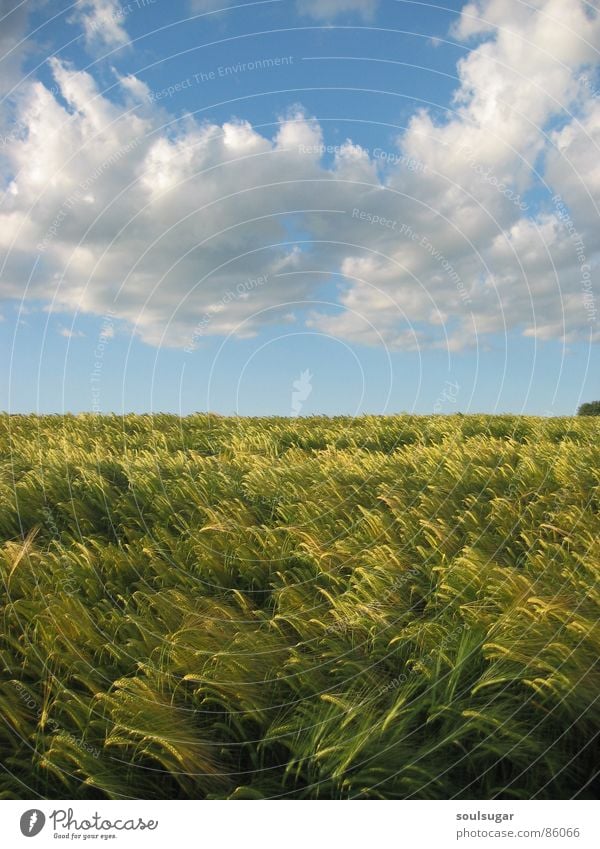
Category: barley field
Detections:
[{"x1": 0, "y1": 414, "x2": 598, "y2": 799}]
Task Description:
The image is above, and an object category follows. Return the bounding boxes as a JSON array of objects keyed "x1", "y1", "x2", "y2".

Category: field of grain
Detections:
[{"x1": 0, "y1": 414, "x2": 598, "y2": 799}]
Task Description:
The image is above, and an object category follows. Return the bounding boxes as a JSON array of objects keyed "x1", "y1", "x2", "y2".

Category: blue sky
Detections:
[{"x1": 0, "y1": 0, "x2": 598, "y2": 415}]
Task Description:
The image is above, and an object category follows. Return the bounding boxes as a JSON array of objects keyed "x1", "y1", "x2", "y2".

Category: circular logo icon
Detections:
[{"x1": 20, "y1": 810, "x2": 46, "y2": 837}]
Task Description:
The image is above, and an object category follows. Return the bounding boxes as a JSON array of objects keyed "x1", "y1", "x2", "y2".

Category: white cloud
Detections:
[
  {"x1": 0, "y1": 63, "x2": 334, "y2": 347},
  {"x1": 0, "y1": 1, "x2": 598, "y2": 354},
  {"x1": 546, "y1": 96, "x2": 600, "y2": 231},
  {"x1": 70, "y1": 0, "x2": 130, "y2": 49},
  {"x1": 308, "y1": 0, "x2": 600, "y2": 349}
]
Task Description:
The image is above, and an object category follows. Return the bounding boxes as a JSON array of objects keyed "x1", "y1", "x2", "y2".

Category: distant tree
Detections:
[{"x1": 577, "y1": 401, "x2": 600, "y2": 416}]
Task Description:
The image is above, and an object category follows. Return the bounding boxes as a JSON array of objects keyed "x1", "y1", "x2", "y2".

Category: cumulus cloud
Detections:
[
  {"x1": 0, "y1": 62, "x2": 336, "y2": 347},
  {"x1": 307, "y1": 0, "x2": 600, "y2": 349},
  {"x1": 70, "y1": 0, "x2": 130, "y2": 49},
  {"x1": 0, "y1": 0, "x2": 598, "y2": 354}
]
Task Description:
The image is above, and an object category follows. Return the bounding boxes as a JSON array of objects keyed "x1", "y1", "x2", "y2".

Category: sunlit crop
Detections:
[{"x1": 0, "y1": 414, "x2": 598, "y2": 799}]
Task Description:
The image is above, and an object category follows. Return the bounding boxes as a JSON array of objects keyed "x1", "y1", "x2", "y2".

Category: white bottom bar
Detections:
[{"x1": 0, "y1": 800, "x2": 598, "y2": 848}]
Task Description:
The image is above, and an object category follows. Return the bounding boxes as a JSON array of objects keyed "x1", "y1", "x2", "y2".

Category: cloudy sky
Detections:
[{"x1": 0, "y1": 0, "x2": 598, "y2": 414}]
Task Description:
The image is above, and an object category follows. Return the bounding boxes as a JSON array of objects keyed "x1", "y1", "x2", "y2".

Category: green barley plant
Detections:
[{"x1": 0, "y1": 414, "x2": 598, "y2": 799}]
